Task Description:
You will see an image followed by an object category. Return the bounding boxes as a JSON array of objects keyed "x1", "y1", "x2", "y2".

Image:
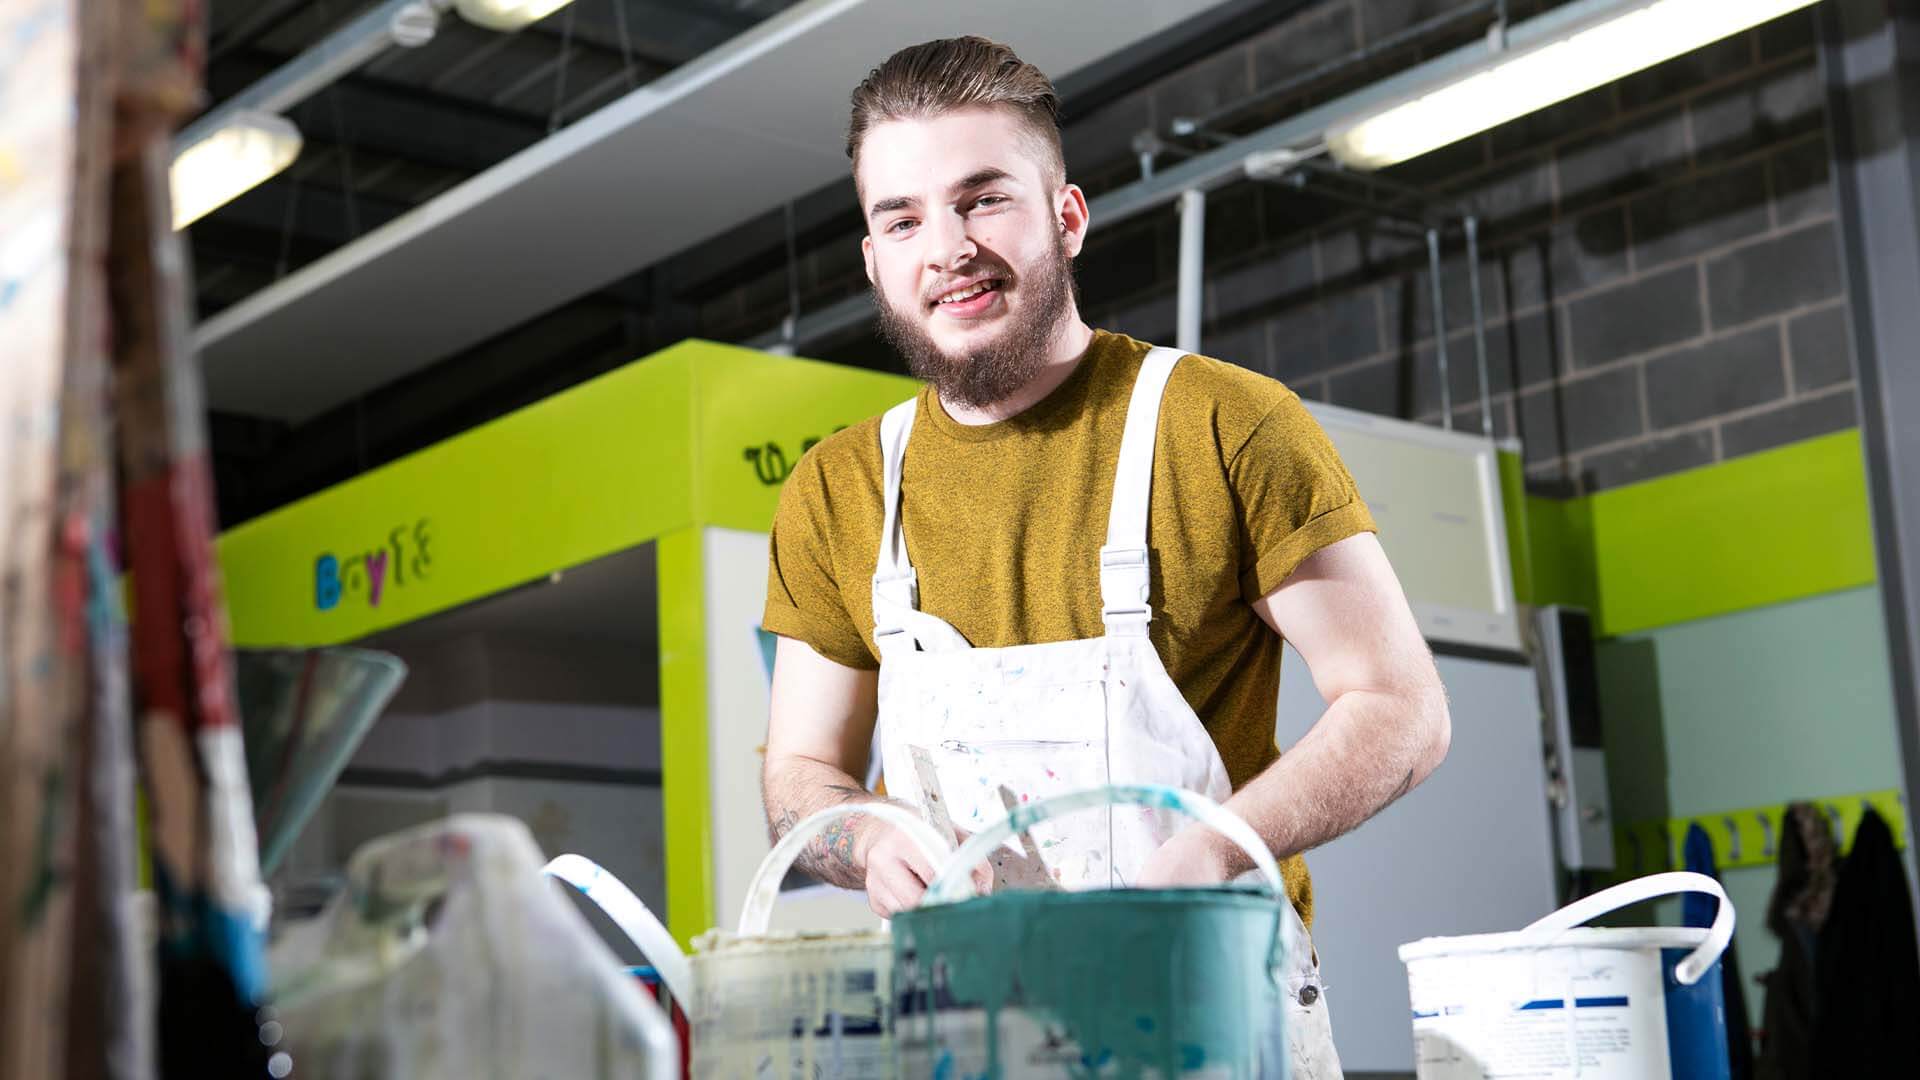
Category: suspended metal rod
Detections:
[
  {"x1": 1465, "y1": 215, "x2": 1493, "y2": 438},
  {"x1": 1427, "y1": 228, "x2": 1452, "y2": 431},
  {"x1": 1177, "y1": 189, "x2": 1207, "y2": 355}
]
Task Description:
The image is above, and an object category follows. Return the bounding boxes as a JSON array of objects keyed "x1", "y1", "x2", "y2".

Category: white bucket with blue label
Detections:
[{"x1": 1397, "y1": 871, "x2": 1735, "y2": 1080}]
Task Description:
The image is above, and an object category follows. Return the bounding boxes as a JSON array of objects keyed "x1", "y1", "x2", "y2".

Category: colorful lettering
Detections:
[
  {"x1": 315, "y1": 554, "x2": 341, "y2": 610},
  {"x1": 313, "y1": 517, "x2": 434, "y2": 612},
  {"x1": 365, "y1": 549, "x2": 389, "y2": 607}
]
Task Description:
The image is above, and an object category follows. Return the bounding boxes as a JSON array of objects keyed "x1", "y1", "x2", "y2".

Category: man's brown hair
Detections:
[{"x1": 847, "y1": 37, "x2": 1064, "y2": 189}]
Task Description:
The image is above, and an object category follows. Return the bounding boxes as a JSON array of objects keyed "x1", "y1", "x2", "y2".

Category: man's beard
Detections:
[{"x1": 873, "y1": 237, "x2": 1074, "y2": 410}]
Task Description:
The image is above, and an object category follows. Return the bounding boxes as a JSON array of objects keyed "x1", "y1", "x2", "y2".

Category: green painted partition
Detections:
[{"x1": 215, "y1": 340, "x2": 920, "y2": 944}]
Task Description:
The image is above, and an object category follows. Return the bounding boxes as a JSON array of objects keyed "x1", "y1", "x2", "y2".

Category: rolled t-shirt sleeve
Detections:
[
  {"x1": 762, "y1": 453, "x2": 880, "y2": 670},
  {"x1": 1230, "y1": 390, "x2": 1378, "y2": 603}
]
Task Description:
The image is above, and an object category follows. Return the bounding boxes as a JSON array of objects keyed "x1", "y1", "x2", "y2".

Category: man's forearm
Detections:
[
  {"x1": 762, "y1": 754, "x2": 884, "y2": 890},
  {"x1": 1219, "y1": 686, "x2": 1450, "y2": 874}
]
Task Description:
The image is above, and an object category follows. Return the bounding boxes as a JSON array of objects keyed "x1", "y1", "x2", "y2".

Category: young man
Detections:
[{"x1": 761, "y1": 37, "x2": 1449, "y2": 1073}]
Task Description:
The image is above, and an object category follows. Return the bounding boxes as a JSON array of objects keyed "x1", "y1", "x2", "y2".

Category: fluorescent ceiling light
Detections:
[
  {"x1": 169, "y1": 111, "x2": 303, "y2": 230},
  {"x1": 1327, "y1": 0, "x2": 1822, "y2": 170},
  {"x1": 453, "y1": 0, "x2": 577, "y2": 32}
]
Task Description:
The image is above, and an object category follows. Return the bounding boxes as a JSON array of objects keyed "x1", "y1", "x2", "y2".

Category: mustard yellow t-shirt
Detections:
[{"x1": 762, "y1": 330, "x2": 1377, "y2": 923}]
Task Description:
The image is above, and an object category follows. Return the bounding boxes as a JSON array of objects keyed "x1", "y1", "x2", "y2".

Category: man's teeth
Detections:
[{"x1": 938, "y1": 281, "x2": 996, "y2": 304}]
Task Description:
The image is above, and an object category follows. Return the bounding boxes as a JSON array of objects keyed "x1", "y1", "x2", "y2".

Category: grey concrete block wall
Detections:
[{"x1": 700, "y1": 1, "x2": 1856, "y2": 497}]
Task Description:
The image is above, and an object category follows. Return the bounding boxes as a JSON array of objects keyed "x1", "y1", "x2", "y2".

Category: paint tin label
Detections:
[
  {"x1": 691, "y1": 949, "x2": 893, "y2": 1079},
  {"x1": 1405, "y1": 945, "x2": 1671, "y2": 1080}
]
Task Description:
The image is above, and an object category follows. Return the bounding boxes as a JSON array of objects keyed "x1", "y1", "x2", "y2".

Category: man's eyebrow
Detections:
[
  {"x1": 867, "y1": 168, "x2": 1019, "y2": 220},
  {"x1": 951, "y1": 167, "x2": 1014, "y2": 194},
  {"x1": 868, "y1": 194, "x2": 918, "y2": 219}
]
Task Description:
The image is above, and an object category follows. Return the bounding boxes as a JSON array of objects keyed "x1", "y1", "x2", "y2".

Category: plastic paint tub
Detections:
[
  {"x1": 691, "y1": 803, "x2": 952, "y2": 1080},
  {"x1": 1397, "y1": 871, "x2": 1735, "y2": 1080},
  {"x1": 891, "y1": 784, "x2": 1294, "y2": 1079}
]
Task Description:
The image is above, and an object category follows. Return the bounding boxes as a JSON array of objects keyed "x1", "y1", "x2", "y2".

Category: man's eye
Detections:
[
  {"x1": 974, "y1": 195, "x2": 1008, "y2": 208},
  {"x1": 888, "y1": 218, "x2": 917, "y2": 234}
]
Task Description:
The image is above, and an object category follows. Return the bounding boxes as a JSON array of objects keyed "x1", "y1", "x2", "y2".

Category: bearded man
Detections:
[{"x1": 761, "y1": 37, "x2": 1452, "y2": 1077}]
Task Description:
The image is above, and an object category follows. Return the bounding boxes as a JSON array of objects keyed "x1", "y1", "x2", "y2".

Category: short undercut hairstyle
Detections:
[{"x1": 847, "y1": 36, "x2": 1065, "y2": 191}]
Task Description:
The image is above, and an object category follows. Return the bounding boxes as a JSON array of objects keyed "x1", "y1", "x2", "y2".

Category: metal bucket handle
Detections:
[
  {"x1": 544, "y1": 853, "x2": 691, "y2": 1006},
  {"x1": 736, "y1": 802, "x2": 954, "y2": 935},
  {"x1": 923, "y1": 783, "x2": 1286, "y2": 904},
  {"x1": 1520, "y1": 871, "x2": 1735, "y2": 986}
]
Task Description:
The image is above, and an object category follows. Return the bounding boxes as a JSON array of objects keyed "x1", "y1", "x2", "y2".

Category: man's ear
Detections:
[
  {"x1": 861, "y1": 235, "x2": 876, "y2": 285},
  {"x1": 1058, "y1": 183, "x2": 1091, "y2": 259}
]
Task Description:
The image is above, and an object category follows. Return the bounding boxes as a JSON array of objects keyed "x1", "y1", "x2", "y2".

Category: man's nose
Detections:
[{"x1": 926, "y1": 210, "x2": 977, "y2": 271}]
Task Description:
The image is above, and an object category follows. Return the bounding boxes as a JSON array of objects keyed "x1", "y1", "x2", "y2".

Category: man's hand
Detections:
[
  {"x1": 1135, "y1": 825, "x2": 1243, "y2": 889},
  {"x1": 861, "y1": 819, "x2": 994, "y2": 918}
]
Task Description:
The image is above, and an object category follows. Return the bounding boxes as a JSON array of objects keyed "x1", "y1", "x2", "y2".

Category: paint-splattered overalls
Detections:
[{"x1": 870, "y1": 346, "x2": 1345, "y2": 1078}]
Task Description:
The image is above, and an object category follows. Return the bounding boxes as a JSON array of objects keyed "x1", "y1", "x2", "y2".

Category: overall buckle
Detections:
[{"x1": 1099, "y1": 545, "x2": 1152, "y2": 626}]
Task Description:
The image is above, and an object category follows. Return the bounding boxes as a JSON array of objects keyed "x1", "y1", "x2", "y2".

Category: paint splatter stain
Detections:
[
  {"x1": 1045, "y1": 768, "x2": 1057, "y2": 779},
  {"x1": 1180, "y1": 1044, "x2": 1208, "y2": 1069},
  {"x1": 1135, "y1": 1016, "x2": 1156, "y2": 1033}
]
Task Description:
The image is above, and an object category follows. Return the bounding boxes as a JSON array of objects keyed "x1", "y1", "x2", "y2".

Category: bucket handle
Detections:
[
  {"x1": 543, "y1": 854, "x2": 691, "y2": 1007},
  {"x1": 1520, "y1": 871, "x2": 1735, "y2": 986},
  {"x1": 737, "y1": 802, "x2": 954, "y2": 935},
  {"x1": 923, "y1": 783, "x2": 1285, "y2": 905}
]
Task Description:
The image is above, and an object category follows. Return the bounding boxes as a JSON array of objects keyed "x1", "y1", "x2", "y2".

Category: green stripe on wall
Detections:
[{"x1": 1518, "y1": 429, "x2": 1876, "y2": 637}]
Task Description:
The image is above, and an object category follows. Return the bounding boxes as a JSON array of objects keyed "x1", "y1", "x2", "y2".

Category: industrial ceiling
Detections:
[{"x1": 188, "y1": 0, "x2": 1246, "y2": 421}]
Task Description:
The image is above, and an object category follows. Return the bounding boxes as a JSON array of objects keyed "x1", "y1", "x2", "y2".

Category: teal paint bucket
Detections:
[{"x1": 891, "y1": 785, "x2": 1293, "y2": 1079}]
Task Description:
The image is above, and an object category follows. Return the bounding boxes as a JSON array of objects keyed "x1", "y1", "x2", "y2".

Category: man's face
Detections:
[{"x1": 858, "y1": 107, "x2": 1088, "y2": 408}]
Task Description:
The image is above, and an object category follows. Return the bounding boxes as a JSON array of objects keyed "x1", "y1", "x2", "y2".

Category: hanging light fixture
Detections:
[
  {"x1": 453, "y1": 0, "x2": 579, "y2": 32},
  {"x1": 169, "y1": 111, "x2": 304, "y2": 230},
  {"x1": 1327, "y1": 0, "x2": 1823, "y2": 171}
]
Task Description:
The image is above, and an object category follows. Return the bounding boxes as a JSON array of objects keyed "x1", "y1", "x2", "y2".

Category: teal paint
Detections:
[
  {"x1": 891, "y1": 887, "x2": 1286, "y2": 1079},
  {"x1": 1593, "y1": 585, "x2": 1908, "y2": 1031}
]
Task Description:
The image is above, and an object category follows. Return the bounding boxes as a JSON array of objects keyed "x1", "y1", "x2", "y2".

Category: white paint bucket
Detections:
[
  {"x1": 690, "y1": 803, "x2": 952, "y2": 1079},
  {"x1": 1397, "y1": 871, "x2": 1736, "y2": 1080}
]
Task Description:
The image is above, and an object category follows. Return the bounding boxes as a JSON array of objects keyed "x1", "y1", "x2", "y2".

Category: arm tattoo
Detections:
[
  {"x1": 764, "y1": 778, "x2": 878, "y2": 889},
  {"x1": 817, "y1": 815, "x2": 863, "y2": 870},
  {"x1": 770, "y1": 808, "x2": 802, "y2": 839},
  {"x1": 1390, "y1": 765, "x2": 1416, "y2": 802}
]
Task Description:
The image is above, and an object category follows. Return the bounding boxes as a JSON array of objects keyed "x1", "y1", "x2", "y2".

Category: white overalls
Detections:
[{"x1": 869, "y1": 346, "x2": 1344, "y2": 1078}]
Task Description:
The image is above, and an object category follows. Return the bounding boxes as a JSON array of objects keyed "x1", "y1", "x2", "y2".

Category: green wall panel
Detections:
[{"x1": 1516, "y1": 430, "x2": 1876, "y2": 637}]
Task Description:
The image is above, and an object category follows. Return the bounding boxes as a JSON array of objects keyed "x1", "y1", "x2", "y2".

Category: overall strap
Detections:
[
  {"x1": 871, "y1": 396, "x2": 969, "y2": 659},
  {"x1": 1101, "y1": 346, "x2": 1184, "y2": 635}
]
